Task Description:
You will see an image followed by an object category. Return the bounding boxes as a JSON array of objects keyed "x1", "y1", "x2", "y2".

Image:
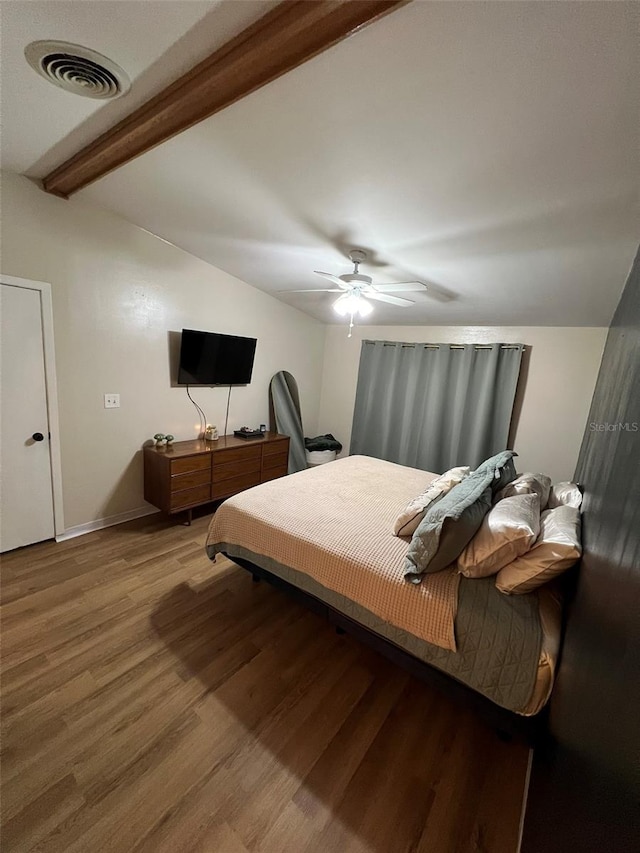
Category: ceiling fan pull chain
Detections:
[{"x1": 348, "y1": 312, "x2": 355, "y2": 338}]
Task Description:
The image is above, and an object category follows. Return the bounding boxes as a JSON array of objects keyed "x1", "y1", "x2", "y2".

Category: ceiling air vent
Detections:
[{"x1": 24, "y1": 41, "x2": 130, "y2": 100}]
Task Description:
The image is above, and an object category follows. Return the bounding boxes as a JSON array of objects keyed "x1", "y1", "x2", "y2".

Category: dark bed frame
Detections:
[{"x1": 228, "y1": 554, "x2": 547, "y2": 745}]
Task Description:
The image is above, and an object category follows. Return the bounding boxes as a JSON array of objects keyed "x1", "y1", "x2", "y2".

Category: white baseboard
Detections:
[{"x1": 55, "y1": 506, "x2": 160, "y2": 542}]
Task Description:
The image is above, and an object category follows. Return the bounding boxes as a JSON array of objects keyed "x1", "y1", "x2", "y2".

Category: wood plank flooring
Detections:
[{"x1": 1, "y1": 512, "x2": 529, "y2": 852}]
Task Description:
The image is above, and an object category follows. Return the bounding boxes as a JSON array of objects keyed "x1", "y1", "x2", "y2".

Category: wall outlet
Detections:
[{"x1": 104, "y1": 393, "x2": 120, "y2": 409}]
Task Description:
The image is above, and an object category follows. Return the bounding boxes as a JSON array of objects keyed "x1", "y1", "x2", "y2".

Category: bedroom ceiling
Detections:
[{"x1": 2, "y1": 1, "x2": 638, "y2": 326}]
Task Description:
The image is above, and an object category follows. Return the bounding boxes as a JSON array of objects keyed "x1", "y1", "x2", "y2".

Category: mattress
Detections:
[{"x1": 206, "y1": 455, "x2": 560, "y2": 715}]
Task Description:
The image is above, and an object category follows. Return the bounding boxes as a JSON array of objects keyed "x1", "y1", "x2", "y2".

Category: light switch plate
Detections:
[{"x1": 104, "y1": 393, "x2": 120, "y2": 409}]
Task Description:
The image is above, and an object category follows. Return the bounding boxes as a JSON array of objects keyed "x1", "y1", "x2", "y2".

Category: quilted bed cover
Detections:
[{"x1": 206, "y1": 455, "x2": 557, "y2": 714}]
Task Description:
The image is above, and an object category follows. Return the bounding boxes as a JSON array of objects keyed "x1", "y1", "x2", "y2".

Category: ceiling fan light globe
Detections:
[
  {"x1": 333, "y1": 294, "x2": 356, "y2": 316},
  {"x1": 333, "y1": 292, "x2": 374, "y2": 318}
]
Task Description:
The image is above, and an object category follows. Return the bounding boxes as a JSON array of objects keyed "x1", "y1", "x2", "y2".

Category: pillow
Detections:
[
  {"x1": 404, "y1": 467, "x2": 495, "y2": 582},
  {"x1": 457, "y1": 493, "x2": 541, "y2": 578},
  {"x1": 393, "y1": 466, "x2": 471, "y2": 536},
  {"x1": 473, "y1": 450, "x2": 518, "y2": 494},
  {"x1": 495, "y1": 472, "x2": 551, "y2": 509},
  {"x1": 495, "y1": 505, "x2": 582, "y2": 594},
  {"x1": 547, "y1": 481, "x2": 583, "y2": 509}
]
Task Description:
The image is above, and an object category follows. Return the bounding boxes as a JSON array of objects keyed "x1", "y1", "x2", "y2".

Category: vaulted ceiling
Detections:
[{"x1": 2, "y1": 0, "x2": 638, "y2": 326}]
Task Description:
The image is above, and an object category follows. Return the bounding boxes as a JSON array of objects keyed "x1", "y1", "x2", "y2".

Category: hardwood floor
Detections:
[{"x1": 1, "y1": 513, "x2": 529, "y2": 852}]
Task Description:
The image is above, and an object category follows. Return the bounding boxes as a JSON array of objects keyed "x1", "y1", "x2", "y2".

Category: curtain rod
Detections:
[{"x1": 366, "y1": 341, "x2": 524, "y2": 350}]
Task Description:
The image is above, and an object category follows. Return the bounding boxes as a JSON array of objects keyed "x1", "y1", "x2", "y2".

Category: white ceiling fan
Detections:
[{"x1": 283, "y1": 250, "x2": 427, "y2": 335}]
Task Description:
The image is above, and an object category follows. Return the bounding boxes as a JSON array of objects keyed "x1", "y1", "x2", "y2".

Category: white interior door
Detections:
[{"x1": 1, "y1": 282, "x2": 56, "y2": 551}]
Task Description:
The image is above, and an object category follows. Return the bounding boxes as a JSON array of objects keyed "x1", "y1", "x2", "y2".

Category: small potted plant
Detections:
[
  {"x1": 154, "y1": 433, "x2": 166, "y2": 446},
  {"x1": 165, "y1": 434, "x2": 175, "y2": 446}
]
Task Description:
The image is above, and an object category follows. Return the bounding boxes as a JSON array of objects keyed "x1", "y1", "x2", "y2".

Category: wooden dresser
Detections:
[{"x1": 143, "y1": 432, "x2": 289, "y2": 521}]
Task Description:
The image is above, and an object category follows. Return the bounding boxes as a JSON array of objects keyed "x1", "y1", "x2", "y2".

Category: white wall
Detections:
[
  {"x1": 318, "y1": 324, "x2": 607, "y2": 483},
  {"x1": 1, "y1": 171, "x2": 325, "y2": 530}
]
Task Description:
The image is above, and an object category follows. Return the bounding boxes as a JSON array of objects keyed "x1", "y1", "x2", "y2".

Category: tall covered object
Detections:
[{"x1": 269, "y1": 371, "x2": 307, "y2": 474}]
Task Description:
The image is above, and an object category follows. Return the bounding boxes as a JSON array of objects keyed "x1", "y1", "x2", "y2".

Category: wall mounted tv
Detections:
[{"x1": 177, "y1": 329, "x2": 257, "y2": 386}]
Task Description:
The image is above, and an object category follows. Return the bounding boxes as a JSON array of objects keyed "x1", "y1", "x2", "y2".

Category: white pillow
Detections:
[
  {"x1": 393, "y1": 466, "x2": 471, "y2": 537},
  {"x1": 547, "y1": 481, "x2": 582, "y2": 509},
  {"x1": 495, "y1": 472, "x2": 551, "y2": 509},
  {"x1": 496, "y1": 505, "x2": 582, "y2": 594},
  {"x1": 457, "y1": 493, "x2": 541, "y2": 578}
]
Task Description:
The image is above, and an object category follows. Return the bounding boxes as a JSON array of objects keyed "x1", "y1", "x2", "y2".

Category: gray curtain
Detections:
[
  {"x1": 269, "y1": 370, "x2": 307, "y2": 474},
  {"x1": 350, "y1": 340, "x2": 524, "y2": 473}
]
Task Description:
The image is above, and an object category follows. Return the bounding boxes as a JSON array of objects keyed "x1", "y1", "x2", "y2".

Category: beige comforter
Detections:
[{"x1": 206, "y1": 455, "x2": 461, "y2": 651}]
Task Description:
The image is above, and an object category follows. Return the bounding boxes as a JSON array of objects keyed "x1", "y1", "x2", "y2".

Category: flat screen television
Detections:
[{"x1": 177, "y1": 329, "x2": 257, "y2": 385}]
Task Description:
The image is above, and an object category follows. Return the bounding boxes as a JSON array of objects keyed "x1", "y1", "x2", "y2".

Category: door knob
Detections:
[{"x1": 32, "y1": 432, "x2": 45, "y2": 442}]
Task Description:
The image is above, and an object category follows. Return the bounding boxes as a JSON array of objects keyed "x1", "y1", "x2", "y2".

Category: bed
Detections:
[{"x1": 205, "y1": 455, "x2": 562, "y2": 739}]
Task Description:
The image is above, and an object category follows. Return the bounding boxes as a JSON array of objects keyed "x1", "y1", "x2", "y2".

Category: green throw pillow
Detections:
[
  {"x1": 473, "y1": 449, "x2": 518, "y2": 493},
  {"x1": 404, "y1": 450, "x2": 517, "y2": 582}
]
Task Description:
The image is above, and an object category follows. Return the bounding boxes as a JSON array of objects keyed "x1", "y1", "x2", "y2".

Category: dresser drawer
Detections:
[
  {"x1": 214, "y1": 456, "x2": 261, "y2": 483},
  {"x1": 215, "y1": 445, "x2": 262, "y2": 466},
  {"x1": 212, "y1": 471, "x2": 260, "y2": 500},
  {"x1": 261, "y1": 467, "x2": 287, "y2": 483},
  {"x1": 170, "y1": 484, "x2": 211, "y2": 510},
  {"x1": 170, "y1": 455, "x2": 211, "y2": 476},
  {"x1": 263, "y1": 450, "x2": 288, "y2": 472},
  {"x1": 263, "y1": 439, "x2": 289, "y2": 457},
  {"x1": 170, "y1": 469, "x2": 210, "y2": 492}
]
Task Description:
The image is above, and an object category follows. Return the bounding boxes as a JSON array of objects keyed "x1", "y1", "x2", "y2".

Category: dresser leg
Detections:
[{"x1": 183, "y1": 508, "x2": 192, "y2": 526}]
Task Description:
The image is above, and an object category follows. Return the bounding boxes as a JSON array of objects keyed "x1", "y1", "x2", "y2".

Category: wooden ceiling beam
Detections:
[{"x1": 42, "y1": 0, "x2": 408, "y2": 198}]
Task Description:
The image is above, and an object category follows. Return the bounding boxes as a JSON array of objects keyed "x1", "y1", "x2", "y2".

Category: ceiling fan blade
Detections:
[
  {"x1": 371, "y1": 281, "x2": 426, "y2": 293},
  {"x1": 367, "y1": 292, "x2": 414, "y2": 307},
  {"x1": 278, "y1": 288, "x2": 344, "y2": 293},
  {"x1": 314, "y1": 271, "x2": 349, "y2": 288}
]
